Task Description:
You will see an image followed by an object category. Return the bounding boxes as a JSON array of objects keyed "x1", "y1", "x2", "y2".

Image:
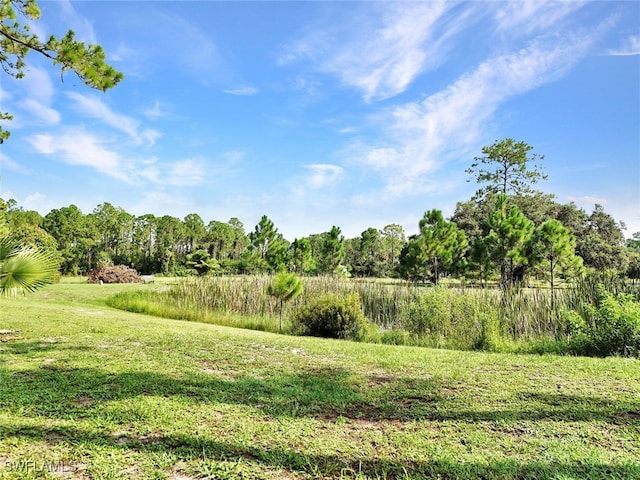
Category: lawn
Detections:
[{"x1": 0, "y1": 281, "x2": 638, "y2": 479}]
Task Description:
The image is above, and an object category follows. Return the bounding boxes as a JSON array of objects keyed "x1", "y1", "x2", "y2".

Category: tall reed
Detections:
[{"x1": 108, "y1": 272, "x2": 639, "y2": 351}]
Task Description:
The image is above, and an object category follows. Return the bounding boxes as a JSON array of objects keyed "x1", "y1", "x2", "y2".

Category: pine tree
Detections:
[
  {"x1": 484, "y1": 194, "x2": 534, "y2": 287},
  {"x1": 530, "y1": 219, "x2": 582, "y2": 310},
  {"x1": 0, "y1": 0, "x2": 123, "y2": 142},
  {"x1": 466, "y1": 138, "x2": 546, "y2": 200},
  {"x1": 417, "y1": 210, "x2": 468, "y2": 285}
]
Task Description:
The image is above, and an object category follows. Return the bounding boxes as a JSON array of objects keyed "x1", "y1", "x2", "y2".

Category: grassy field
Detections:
[{"x1": 0, "y1": 280, "x2": 639, "y2": 479}]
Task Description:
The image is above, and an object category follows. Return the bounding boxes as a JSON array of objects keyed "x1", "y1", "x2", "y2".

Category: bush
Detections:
[
  {"x1": 292, "y1": 293, "x2": 368, "y2": 341},
  {"x1": 566, "y1": 287, "x2": 640, "y2": 357},
  {"x1": 380, "y1": 329, "x2": 412, "y2": 346},
  {"x1": 87, "y1": 264, "x2": 143, "y2": 284},
  {"x1": 401, "y1": 289, "x2": 451, "y2": 337},
  {"x1": 400, "y1": 288, "x2": 501, "y2": 350}
]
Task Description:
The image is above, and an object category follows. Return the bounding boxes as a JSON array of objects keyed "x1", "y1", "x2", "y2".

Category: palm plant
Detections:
[
  {"x1": 267, "y1": 272, "x2": 303, "y2": 331},
  {"x1": 0, "y1": 237, "x2": 59, "y2": 295}
]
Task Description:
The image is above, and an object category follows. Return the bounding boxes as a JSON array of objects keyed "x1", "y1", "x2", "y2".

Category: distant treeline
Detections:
[{"x1": 2, "y1": 192, "x2": 638, "y2": 282}]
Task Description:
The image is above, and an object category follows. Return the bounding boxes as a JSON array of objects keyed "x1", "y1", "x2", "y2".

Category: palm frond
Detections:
[{"x1": 0, "y1": 237, "x2": 59, "y2": 295}]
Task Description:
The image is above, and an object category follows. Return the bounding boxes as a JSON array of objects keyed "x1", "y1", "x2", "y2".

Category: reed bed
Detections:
[{"x1": 107, "y1": 272, "x2": 640, "y2": 351}]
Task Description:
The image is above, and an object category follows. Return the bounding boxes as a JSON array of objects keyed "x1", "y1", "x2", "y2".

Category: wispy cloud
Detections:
[
  {"x1": 304, "y1": 164, "x2": 344, "y2": 189},
  {"x1": 28, "y1": 128, "x2": 205, "y2": 186},
  {"x1": 66, "y1": 92, "x2": 160, "y2": 145},
  {"x1": 0, "y1": 151, "x2": 30, "y2": 174},
  {"x1": 59, "y1": 0, "x2": 97, "y2": 44},
  {"x1": 129, "y1": 190, "x2": 193, "y2": 218},
  {"x1": 28, "y1": 130, "x2": 130, "y2": 182},
  {"x1": 22, "y1": 66, "x2": 56, "y2": 102},
  {"x1": 608, "y1": 34, "x2": 640, "y2": 56},
  {"x1": 142, "y1": 100, "x2": 167, "y2": 119},
  {"x1": 165, "y1": 159, "x2": 206, "y2": 186},
  {"x1": 168, "y1": 15, "x2": 222, "y2": 83},
  {"x1": 224, "y1": 86, "x2": 259, "y2": 96},
  {"x1": 351, "y1": 24, "x2": 611, "y2": 198},
  {"x1": 20, "y1": 99, "x2": 60, "y2": 125},
  {"x1": 567, "y1": 195, "x2": 608, "y2": 206},
  {"x1": 22, "y1": 192, "x2": 50, "y2": 212},
  {"x1": 280, "y1": 2, "x2": 475, "y2": 101},
  {"x1": 148, "y1": 11, "x2": 223, "y2": 84},
  {"x1": 493, "y1": 1, "x2": 587, "y2": 35},
  {"x1": 17, "y1": 67, "x2": 60, "y2": 126},
  {"x1": 95, "y1": 8, "x2": 224, "y2": 84}
]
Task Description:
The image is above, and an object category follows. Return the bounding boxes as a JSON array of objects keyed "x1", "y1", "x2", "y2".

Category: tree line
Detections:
[{"x1": 2, "y1": 150, "x2": 638, "y2": 285}]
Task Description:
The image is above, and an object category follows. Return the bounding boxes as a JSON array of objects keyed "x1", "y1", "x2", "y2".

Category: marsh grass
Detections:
[
  {"x1": 106, "y1": 272, "x2": 640, "y2": 354},
  {"x1": 107, "y1": 289, "x2": 286, "y2": 334},
  {"x1": 0, "y1": 282, "x2": 639, "y2": 479}
]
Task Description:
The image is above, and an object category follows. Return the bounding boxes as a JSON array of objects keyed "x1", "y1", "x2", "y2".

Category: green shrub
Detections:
[
  {"x1": 292, "y1": 293, "x2": 368, "y2": 341},
  {"x1": 362, "y1": 322, "x2": 382, "y2": 344},
  {"x1": 401, "y1": 288, "x2": 451, "y2": 337},
  {"x1": 380, "y1": 329, "x2": 412, "y2": 346},
  {"x1": 400, "y1": 288, "x2": 502, "y2": 350},
  {"x1": 567, "y1": 287, "x2": 640, "y2": 357},
  {"x1": 474, "y1": 311, "x2": 501, "y2": 351}
]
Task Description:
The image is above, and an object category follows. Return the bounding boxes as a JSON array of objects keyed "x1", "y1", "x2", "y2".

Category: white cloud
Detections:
[
  {"x1": 22, "y1": 66, "x2": 56, "y2": 103},
  {"x1": 142, "y1": 100, "x2": 167, "y2": 119},
  {"x1": 224, "y1": 86, "x2": 259, "y2": 96},
  {"x1": 66, "y1": 92, "x2": 159, "y2": 145},
  {"x1": 67, "y1": 92, "x2": 139, "y2": 137},
  {"x1": 165, "y1": 159, "x2": 206, "y2": 186},
  {"x1": 494, "y1": 1, "x2": 587, "y2": 35},
  {"x1": 15, "y1": 67, "x2": 61, "y2": 125},
  {"x1": 141, "y1": 128, "x2": 162, "y2": 146},
  {"x1": 59, "y1": 0, "x2": 97, "y2": 44},
  {"x1": 280, "y1": 2, "x2": 474, "y2": 101},
  {"x1": 0, "y1": 86, "x2": 10, "y2": 102},
  {"x1": 608, "y1": 34, "x2": 640, "y2": 56},
  {"x1": 0, "y1": 151, "x2": 30, "y2": 174},
  {"x1": 19, "y1": 99, "x2": 61, "y2": 125},
  {"x1": 352, "y1": 26, "x2": 609, "y2": 198},
  {"x1": 154, "y1": 11, "x2": 223, "y2": 84},
  {"x1": 137, "y1": 162, "x2": 160, "y2": 184},
  {"x1": 566, "y1": 195, "x2": 608, "y2": 206},
  {"x1": 28, "y1": 131, "x2": 130, "y2": 182},
  {"x1": 304, "y1": 164, "x2": 344, "y2": 189},
  {"x1": 23, "y1": 192, "x2": 48, "y2": 211},
  {"x1": 129, "y1": 191, "x2": 193, "y2": 218},
  {"x1": 106, "y1": 10, "x2": 225, "y2": 84},
  {"x1": 326, "y1": 2, "x2": 451, "y2": 101},
  {"x1": 110, "y1": 42, "x2": 134, "y2": 63},
  {"x1": 27, "y1": 126, "x2": 209, "y2": 187}
]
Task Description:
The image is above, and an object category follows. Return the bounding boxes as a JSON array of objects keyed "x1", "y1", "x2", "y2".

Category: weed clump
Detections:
[
  {"x1": 565, "y1": 287, "x2": 640, "y2": 357},
  {"x1": 292, "y1": 293, "x2": 368, "y2": 341},
  {"x1": 87, "y1": 264, "x2": 143, "y2": 284}
]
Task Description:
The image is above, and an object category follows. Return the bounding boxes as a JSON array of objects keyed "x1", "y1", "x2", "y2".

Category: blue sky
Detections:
[{"x1": 1, "y1": 0, "x2": 638, "y2": 240}]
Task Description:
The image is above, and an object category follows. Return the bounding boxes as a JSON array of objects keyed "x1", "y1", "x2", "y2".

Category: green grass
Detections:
[{"x1": 1, "y1": 282, "x2": 639, "y2": 479}]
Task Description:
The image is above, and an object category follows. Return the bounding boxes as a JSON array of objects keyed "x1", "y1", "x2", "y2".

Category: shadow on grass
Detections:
[
  {"x1": 1, "y1": 422, "x2": 639, "y2": 480},
  {"x1": 2, "y1": 335, "x2": 639, "y2": 479},
  {"x1": 0, "y1": 340, "x2": 94, "y2": 355},
  {"x1": 1, "y1": 360, "x2": 639, "y2": 425}
]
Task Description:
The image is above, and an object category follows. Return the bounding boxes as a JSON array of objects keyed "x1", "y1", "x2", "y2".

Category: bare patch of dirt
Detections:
[
  {"x1": 45, "y1": 431, "x2": 66, "y2": 444},
  {"x1": 0, "y1": 330, "x2": 22, "y2": 342},
  {"x1": 199, "y1": 361, "x2": 238, "y2": 379},
  {"x1": 75, "y1": 395, "x2": 93, "y2": 407}
]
